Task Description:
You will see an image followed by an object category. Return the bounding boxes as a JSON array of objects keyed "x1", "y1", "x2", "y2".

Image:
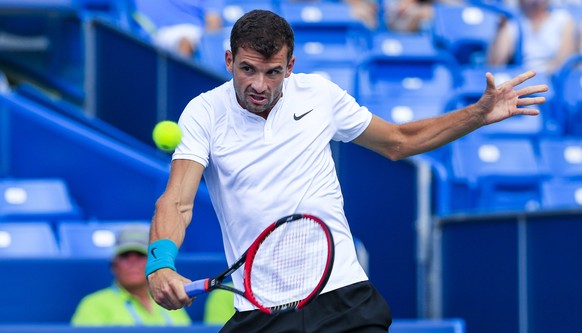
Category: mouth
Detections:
[{"x1": 248, "y1": 93, "x2": 268, "y2": 106}]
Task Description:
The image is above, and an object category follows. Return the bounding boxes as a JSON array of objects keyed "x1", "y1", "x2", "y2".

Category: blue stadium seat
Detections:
[
  {"x1": 292, "y1": 40, "x2": 359, "y2": 94},
  {"x1": 431, "y1": 4, "x2": 501, "y2": 65},
  {"x1": 540, "y1": 178, "x2": 582, "y2": 210},
  {"x1": 221, "y1": 0, "x2": 278, "y2": 27},
  {"x1": 354, "y1": 32, "x2": 459, "y2": 125},
  {"x1": 355, "y1": 44, "x2": 461, "y2": 97},
  {"x1": 354, "y1": 50, "x2": 461, "y2": 116},
  {"x1": 449, "y1": 138, "x2": 546, "y2": 212},
  {"x1": 280, "y1": 1, "x2": 370, "y2": 49},
  {"x1": 539, "y1": 138, "x2": 582, "y2": 179},
  {"x1": 280, "y1": 1, "x2": 371, "y2": 95},
  {"x1": 0, "y1": 222, "x2": 59, "y2": 257},
  {"x1": 0, "y1": 178, "x2": 83, "y2": 222},
  {"x1": 58, "y1": 221, "x2": 149, "y2": 257},
  {"x1": 364, "y1": 95, "x2": 443, "y2": 125},
  {"x1": 371, "y1": 32, "x2": 438, "y2": 57}
]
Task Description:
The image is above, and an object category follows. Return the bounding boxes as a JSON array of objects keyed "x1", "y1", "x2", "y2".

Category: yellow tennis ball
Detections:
[{"x1": 152, "y1": 121, "x2": 182, "y2": 152}]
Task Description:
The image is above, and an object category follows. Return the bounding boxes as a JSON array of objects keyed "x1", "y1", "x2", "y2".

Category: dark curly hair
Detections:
[{"x1": 230, "y1": 10, "x2": 294, "y2": 62}]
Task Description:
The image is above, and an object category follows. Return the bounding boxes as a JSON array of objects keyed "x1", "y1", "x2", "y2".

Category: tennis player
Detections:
[{"x1": 145, "y1": 9, "x2": 548, "y2": 332}]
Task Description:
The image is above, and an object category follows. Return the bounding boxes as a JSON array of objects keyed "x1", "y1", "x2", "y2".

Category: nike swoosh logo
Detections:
[
  {"x1": 150, "y1": 248, "x2": 158, "y2": 259},
  {"x1": 294, "y1": 109, "x2": 313, "y2": 121}
]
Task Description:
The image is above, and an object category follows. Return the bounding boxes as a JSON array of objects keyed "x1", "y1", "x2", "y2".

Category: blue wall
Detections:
[{"x1": 436, "y1": 210, "x2": 582, "y2": 333}]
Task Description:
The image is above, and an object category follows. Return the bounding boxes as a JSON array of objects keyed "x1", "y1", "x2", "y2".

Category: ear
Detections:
[
  {"x1": 286, "y1": 55, "x2": 295, "y2": 78},
  {"x1": 225, "y1": 50, "x2": 234, "y2": 74}
]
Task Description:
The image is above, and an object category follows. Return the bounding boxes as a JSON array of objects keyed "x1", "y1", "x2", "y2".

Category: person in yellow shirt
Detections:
[
  {"x1": 71, "y1": 224, "x2": 191, "y2": 326},
  {"x1": 203, "y1": 284, "x2": 235, "y2": 325}
]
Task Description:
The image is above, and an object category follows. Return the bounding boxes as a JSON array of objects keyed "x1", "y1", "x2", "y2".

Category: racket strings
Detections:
[{"x1": 249, "y1": 217, "x2": 330, "y2": 307}]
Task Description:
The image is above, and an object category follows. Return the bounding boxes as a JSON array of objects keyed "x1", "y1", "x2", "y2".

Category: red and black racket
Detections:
[{"x1": 184, "y1": 213, "x2": 335, "y2": 314}]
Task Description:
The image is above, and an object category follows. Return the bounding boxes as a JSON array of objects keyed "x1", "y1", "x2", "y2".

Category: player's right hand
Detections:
[{"x1": 147, "y1": 268, "x2": 193, "y2": 310}]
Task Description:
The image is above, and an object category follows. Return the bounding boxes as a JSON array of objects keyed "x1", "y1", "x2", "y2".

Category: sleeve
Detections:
[
  {"x1": 327, "y1": 80, "x2": 373, "y2": 143},
  {"x1": 173, "y1": 94, "x2": 214, "y2": 167}
]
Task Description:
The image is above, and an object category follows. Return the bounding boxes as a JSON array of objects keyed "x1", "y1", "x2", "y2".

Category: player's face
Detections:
[
  {"x1": 113, "y1": 252, "x2": 148, "y2": 291},
  {"x1": 226, "y1": 46, "x2": 295, "y2": 117}
]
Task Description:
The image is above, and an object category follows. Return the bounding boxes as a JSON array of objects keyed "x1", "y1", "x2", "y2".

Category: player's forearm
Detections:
[
  {"x1": 150, "y1": 195, "x2": 191, "y2": 248},
  {"x1": 396, "y1": 105, "x2": 484, "y2": 158},
  {"x1": 149, "y1": 159, "x2": 204, "y2": 247}
]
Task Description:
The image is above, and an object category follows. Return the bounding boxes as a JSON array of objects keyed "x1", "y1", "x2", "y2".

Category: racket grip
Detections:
[{"x1": 184, "y1": 278, "x2": 209, "y2": 297}]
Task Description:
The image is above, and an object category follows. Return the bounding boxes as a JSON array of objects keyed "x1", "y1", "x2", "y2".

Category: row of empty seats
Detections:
[
  {"x1": 0, "y1": 221, "x2": 150, "y2": 258},
  {"x1": 0, "y1": 176, "x2": 222, "y2": 257},
  {"x1": 435, "y1": 136, "x2": 582, "y2": 214}
]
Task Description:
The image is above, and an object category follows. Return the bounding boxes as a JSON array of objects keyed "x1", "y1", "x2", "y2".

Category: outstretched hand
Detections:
[{"x1": 476, "y1": 70, "x2": 548, "y2": 125}]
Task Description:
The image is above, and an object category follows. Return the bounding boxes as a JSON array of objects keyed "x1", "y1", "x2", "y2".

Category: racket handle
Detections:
[{"x1": 184, "y1": 278, "x2": 209, "y2": 297}]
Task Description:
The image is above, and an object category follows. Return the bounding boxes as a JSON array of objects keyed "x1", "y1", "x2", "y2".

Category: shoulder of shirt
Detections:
[
  {"x1": 551, "y1": 8, "x2": 574, "y2": 22},
  {"x1": 183, "y1": 80, "x2": 231, "y2": 112},
  {"x1": 197, "y1": 79, "x2": 231, "y2": 101},
  {"x1": 287, "y1": 72, "x2": 340, "y2": 92}
]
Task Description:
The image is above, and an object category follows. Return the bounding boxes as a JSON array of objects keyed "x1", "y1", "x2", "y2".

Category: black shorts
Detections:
[{"x1": 220, "y1": 281, "x2": 392, "y2": 333}]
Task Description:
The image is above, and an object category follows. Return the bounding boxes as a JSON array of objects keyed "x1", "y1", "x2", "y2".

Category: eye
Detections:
[
  {"x1": 268, "y1": 69, "x2": 282, "y2": 76},
  {"x1": 241, "y1": 65, "x2": 253, "y2": 73}
]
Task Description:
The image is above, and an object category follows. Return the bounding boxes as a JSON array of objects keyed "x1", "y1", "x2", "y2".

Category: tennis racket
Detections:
[{"x1": 184, "y1": 213, "x2": 334, "y2": 314}]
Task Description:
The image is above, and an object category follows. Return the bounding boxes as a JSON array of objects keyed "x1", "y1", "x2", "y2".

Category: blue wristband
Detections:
[{"x1": 145, "y1": 239, "x2": 179, "y2": 277}]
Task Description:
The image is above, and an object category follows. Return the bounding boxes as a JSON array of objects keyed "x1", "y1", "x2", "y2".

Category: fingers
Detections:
[
  {"x1": 516, "y1": 84, "x2": 549, "y2": 97},
  {"x1": 513, "y1": 108, "x2": 540, "y2": 116},
  {"x1": 517, "y1": 96, "x2": 546, "y2": 106},
  {"x1": 505, "y1": 70, "x2": 537, "y2": 87},
  {"x1": 170, "y1": 279, "x2": 193, "y2": 308},
  {"x1": 154, "y1": 282, "x2": 191, "y2": 310},
  {"x1": 485, "y1": 72, "x2": 496, "y2": 89},
  {"x1": 148, "y1": 270, "x2": 193, "y2": 310}
]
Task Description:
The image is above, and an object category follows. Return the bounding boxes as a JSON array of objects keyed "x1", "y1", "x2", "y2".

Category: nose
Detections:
[{"x1": 251, "y1": 74, "x2": 267, "y2": 93}]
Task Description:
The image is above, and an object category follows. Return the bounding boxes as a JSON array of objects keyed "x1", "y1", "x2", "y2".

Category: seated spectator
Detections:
[
  {"x1": 71, "y1": 224, "x2": 191, "y2": 326},
  {"x1": 383, "y1": 0, "x2": 462, "y2": 33},
  {"x1": 487, "y1": 0, "x2": 577, "y2": 75},
  {"x1": 345, "y1": 0, "x2": 381, "y2": 30},
  {"x1": 287, "y1": 0, "x2": 381, "y2": 30},
  {"x1": 129, "y1": 0, "x2": 223, "y2": 58}
]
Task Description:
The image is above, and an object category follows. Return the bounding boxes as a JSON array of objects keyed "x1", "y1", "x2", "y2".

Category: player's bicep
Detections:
[
  {"x1": 167, "y1": 159, "x2": 205, "y2": 195},
  {"x1": 165, "y1": 159, "x2": 205, "y2": 212}
]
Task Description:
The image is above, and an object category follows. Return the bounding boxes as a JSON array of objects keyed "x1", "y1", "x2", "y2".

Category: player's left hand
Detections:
[{"x1": 476, "y1": 70, "x2": 548, "y2": 125}]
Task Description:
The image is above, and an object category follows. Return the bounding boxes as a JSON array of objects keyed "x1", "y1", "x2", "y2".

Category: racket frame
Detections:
[
  {"x1": 244, "y1": 214, "x2": 335, "y2": 314},
  {"x1": 184, "y1": 213, "x2": 335, "y2": 314}
]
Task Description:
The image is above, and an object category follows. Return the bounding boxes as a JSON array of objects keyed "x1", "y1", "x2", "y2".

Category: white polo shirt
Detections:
[{"x1": 174, "y1": 73, "x2": 372, "y2": 311}]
